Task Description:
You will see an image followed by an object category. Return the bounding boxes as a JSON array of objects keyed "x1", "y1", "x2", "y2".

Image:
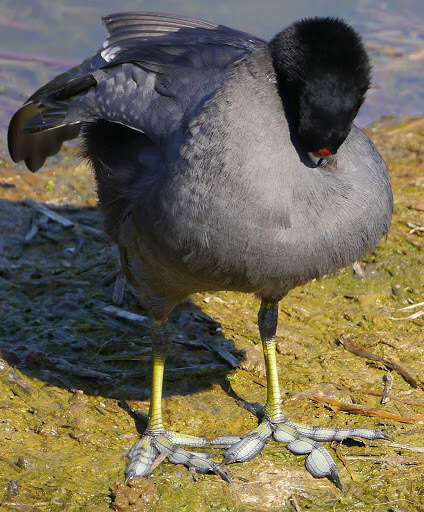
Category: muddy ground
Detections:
[{"x1": 0, "y1": 117, "x2": 423, "y2": 511}]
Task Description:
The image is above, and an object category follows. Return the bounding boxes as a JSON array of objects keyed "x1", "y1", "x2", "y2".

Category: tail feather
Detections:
[
  {"x1": 8, "y1": 59, "x2": 99, "y2": 172},
  {"x1": 8, "y1": 103, "x2": 80, "y2": 172}
]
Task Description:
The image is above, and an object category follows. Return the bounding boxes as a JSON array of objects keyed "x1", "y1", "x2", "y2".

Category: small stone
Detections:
[
  {"x1": 16, "y1": 456, "x2": 32, "y2": 469},
  {"x1": 7, "y1": 480, "x2": 19, "y2": 499},
  {"x1": 240, "y1": 345, "x2": 265, "y2": 374}
]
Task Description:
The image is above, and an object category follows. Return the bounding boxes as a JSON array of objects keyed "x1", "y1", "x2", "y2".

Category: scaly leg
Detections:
[
  {"x1": 126, "y1": 320, "x2": 230, "y2": 482},
  {"x1": 212, "y1": 300, "x2": 389, "y2": 489}
]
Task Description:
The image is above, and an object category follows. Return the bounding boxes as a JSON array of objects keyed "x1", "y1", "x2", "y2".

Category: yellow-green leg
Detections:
[
  {"x1": 214, "y1": 300, "x2": 389, "y2": 489},
  {"x1": 125, "y1": 321, "x2": 230, "y2": 482},
  {"x1": 146, "y1": 350, "x2": 165, "y2": 432}
]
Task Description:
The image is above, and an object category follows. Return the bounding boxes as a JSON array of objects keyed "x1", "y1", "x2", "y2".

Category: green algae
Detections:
[{"x1": 0, "y1": 119, "x2": 424, "y2": 511}]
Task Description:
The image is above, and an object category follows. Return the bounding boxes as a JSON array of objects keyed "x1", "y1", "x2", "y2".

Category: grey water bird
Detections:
[{"x1": 8, "y1": 12, "x2": 393, "y2": 489}]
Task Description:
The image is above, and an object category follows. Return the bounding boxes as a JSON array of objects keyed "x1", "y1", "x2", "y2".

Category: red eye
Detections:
[{"x1": 316, "y1": 147, "x2": 332, "y2": 157}]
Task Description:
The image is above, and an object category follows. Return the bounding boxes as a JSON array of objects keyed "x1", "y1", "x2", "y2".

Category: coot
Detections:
[{"x1": 8, "y1": 12, "x2": 393, "y2": 489}]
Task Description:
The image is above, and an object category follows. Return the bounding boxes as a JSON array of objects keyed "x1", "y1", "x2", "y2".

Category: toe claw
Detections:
[
  {"x1": 377, "y1": 431, "x2": 393, "y2": 441},
  {"x1": 210, "y1": 462, "x2": 232, "y2": 484},
  {"x1": 331, "y1": 470, "x2": 343, "y2": 491}
]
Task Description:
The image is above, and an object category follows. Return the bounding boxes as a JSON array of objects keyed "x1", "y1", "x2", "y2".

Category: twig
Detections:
[
  {"x1": 338, "y1": 336, "x2": 424, "y2": 390},
  {"x1": 407, "y1": 221, "x2": 424, "y2": 234},
  {"x1": 399, "y1": 301, "x2": 424, "y2": 311},
  {"x1": 150, "y1": 452, "x2": 168, "y2": 472},
  {"x1": 103, "y1": 305, "x2": 150, "y2": 326},
  {"x1": 389, "y1": 310, "x2": 424, "y2": 321},
  {"x1": 8, "y1": 369, "x2": 31, "y2": 393},
  {"x1": 112, "y1": 272, "x2": 127, "y2": 305},
  {"x1": 332, "y1": 382, "x2": 424, "y2": 407},
  {"x1": 310, "y1": 392, "x2": 424, "y2": 423},
  {"x1": 25, "y1": 200, "x2": 74, "y2": 227},
  {"x1": 53, "y1": 359, "x2": 112, "y2": 381},
  {"x1": 381, "y1": 372, "x2": 393, "y2": 404},
  {"x1": 344, "y1": 455, "x2": 419, "y2": 466},
  {"x1": 100, "y1": 268, "x2": 120, "y2": 286},
  {"x1": 25, "y1": 200, "x2": 106, "y2": 238},
  {"x1": 333, "y1": 443, "x2": 355, "y2": 481},
  {"x1": 288, "y1": 382, "x2": 424, "y2": 407},
  {"x1": 387, "y1": 442, "x2": 424, "y2": 454},
  {"x1": 0, "y1": 50, "x2": 77, "y2": 67},
  {"x1": 24, "y1": 217, "x2": 38, "y2": 243},
  {"x1": 289, "y1": 495, "x2": 302, "y2": 512},
  {"x1": 174, "y1": 337, "x2": 239, "y2": 368},
  {"x1": 166, "y1": 363, "x2": 228, "y2": 377},
  {"x1": 352, "y1": 261, "x2": 366, "y2": 278}
]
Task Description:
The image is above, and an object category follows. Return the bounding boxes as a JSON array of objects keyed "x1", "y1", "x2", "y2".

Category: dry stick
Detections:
[
  {"x1": 103, "y1": 305, "x2": 151, "y2": 326},
  {"x1": 344, "y1": 455, "x2": 419, "y2": 466},
  {"x1": 25, "y1": 200, "x2": 105, "y2": 238},
  {"x1": 399, "y1": 301, "x2": 424, "y2": 311},
  {"x1": 112, "y1": 272, "x2": 127, "y2": 305},
  {"x1": 310, "y1": 392, "x2": 424, "y2": 424},
  {"x1": 407, "y1": 222, "x2": 424, "y2": 234},
  {"x1": 329, "y1": 381, "x2": 424, "y2": 407},
  {"x1": 174, "y1": 337, "x2": 239, "y2": 368},
  {"x1": 387, "y1": 442, "x2": 424, "y2": 454},
  {"x1": 0, "y1": 50, "x2": 77, "y2": 67},
  {"x1": 381, "y1": 372, "x2": 393, "y2": 404},
  {"x1": 332, "y1": 442, "x2": 355, "y2": 481},
  {"x1": 352, "y1": 261, "x2": 366, "y2": 278},
  {"x1": 390, "y1": 310, "x2": 424, "y2": 321},
  {"x1": 288, "y1": 382, "x2": 424, "y2": 407},
  {"x1": 338, "y1": 336, "x2": 424, "y2": 390},
  {"x1": 289, "y1": 495, "x2": 302, "y2": 512},
  {"x1": 25, "y1": 200, "x2": 74, "y2": 227},
  {"x1": 150, "y1": 452, "x2": 169, "y2": 472},
  {"x1": 24, "y1": 218, "x2": 39, "y2": 243}
]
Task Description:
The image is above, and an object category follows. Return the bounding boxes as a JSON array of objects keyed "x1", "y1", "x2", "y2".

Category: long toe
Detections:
[
  {"x1": 153, "y1": 434, "x2": 231, "y2": 482},
  {"x1": 125, "y1": 435, "x2": 159, "y2": 482},
  {"x1": 272, "y1": 422, "x2": 390, "y2": 489},
  {"x1": 283, "y1": 421, "x2": 390, "y2": 443},
  {"x1": 305, "y1": 448, "x2": 343, "y2": 490},
  {"x1": 221, "y1": 421, "x2": 273, "y2": 464},
  {"x1": 282, "y1": 434, "x2": 342, "y2": 488}
]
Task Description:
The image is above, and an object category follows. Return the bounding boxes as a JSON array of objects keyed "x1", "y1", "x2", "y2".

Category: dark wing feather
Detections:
[
  {"x1": 8, "y1": 55, "x2": 103, "y2": 171},
  {"x1": 8, "y1": 11, "x2": 266, "y2": 172},
  {"x1": 100, "y1": 12, "x2": 264, "y2": 66}
]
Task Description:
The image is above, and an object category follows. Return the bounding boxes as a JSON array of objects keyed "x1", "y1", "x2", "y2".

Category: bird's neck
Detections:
[{"x1": 267, "y1": 30, "x2": 303, "y2": 127}]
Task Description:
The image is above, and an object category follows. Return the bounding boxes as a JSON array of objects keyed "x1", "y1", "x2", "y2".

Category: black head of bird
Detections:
[{"x1": 269, "y1": 17, "x2": 371, "y2": 157}]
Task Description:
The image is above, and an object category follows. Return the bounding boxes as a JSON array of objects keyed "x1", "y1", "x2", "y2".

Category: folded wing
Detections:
[{"x1": 8, "y1": 11, "x2": 265, "y2": 171}]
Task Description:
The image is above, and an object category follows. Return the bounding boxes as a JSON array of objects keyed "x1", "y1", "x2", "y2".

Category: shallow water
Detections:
[{"x1": 0, "y1": 0, "x2": 424, "y2": 147}]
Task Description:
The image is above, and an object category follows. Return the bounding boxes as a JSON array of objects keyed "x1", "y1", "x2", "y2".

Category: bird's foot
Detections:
[
  {"x1": 125, "y1": 429, "x2": 230, "y2": 483},
  {"x1": 211, "y1": 408, "x2": 390, "y2": 489}
]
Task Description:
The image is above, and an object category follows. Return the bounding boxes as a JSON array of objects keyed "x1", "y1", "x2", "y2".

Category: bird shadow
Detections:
[{"x1": 0, "y1": 199, "x2": 243, "y2": 404}]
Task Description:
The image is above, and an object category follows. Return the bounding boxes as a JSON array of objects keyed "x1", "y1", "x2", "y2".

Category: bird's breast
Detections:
[{"x1": 145, "y1": 52, "x2": 392, "y2": 297}]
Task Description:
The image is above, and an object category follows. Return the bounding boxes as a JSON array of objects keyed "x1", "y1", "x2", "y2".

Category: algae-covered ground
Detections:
[{"x1": 0, "y1": 117, "x2": 424, "y2": 511}]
